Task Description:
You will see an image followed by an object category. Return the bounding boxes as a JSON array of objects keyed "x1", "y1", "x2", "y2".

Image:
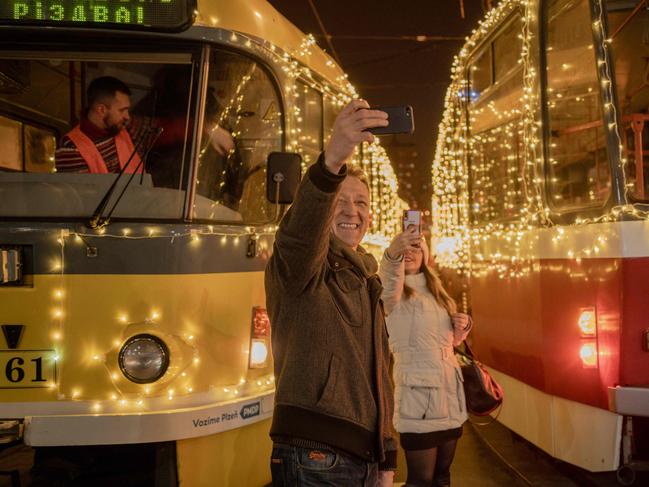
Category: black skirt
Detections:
[{"x1": 400, "y1": 426, "x2": 463, "y2": 451}]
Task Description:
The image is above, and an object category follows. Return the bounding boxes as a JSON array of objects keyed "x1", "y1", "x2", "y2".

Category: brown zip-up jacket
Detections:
[{"x1": 265, "y1": 156, "x2": 397, "y2": 468}]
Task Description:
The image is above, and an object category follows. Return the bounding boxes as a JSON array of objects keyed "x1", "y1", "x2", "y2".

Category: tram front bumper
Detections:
[
  {"x1": 22, "y1": 391, "x2": 274, "y2": 446},
  {"x1": 608, "y1": 386, "x2": 649, "y2": 416}
]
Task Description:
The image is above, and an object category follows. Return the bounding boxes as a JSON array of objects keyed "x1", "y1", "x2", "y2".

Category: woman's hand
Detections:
[
  {"x1": 377, "y1": 469, "x2": 394, "y2": 487},
  {"x1": 386, "y1": 227, "x2": 422, "y2": 260},
  {"x1": 451, "y1": 313, "x2": 471, "y2": 331}
]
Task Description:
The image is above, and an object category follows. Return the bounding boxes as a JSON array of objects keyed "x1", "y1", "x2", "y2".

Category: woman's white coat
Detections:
[{"x1": 379, "y1": 253, "x2": 470, "y2": 434}]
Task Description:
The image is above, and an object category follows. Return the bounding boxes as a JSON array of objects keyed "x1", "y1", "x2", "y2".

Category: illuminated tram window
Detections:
[
  {"x1": 294, "y1": 80, "x2": 323, "y2": 166},
  {"x1": 607, "y1": 0, "x2": 649, "y2": 201},
  {"x1": 545, "y1": 0, "x2": 611, "y2": 209},
  {"x1": 467, "y1": 15, "x2": 525, "y2": 224}
]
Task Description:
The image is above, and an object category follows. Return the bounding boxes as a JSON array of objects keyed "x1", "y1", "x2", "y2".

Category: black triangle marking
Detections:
[{"x1": 2, "y1": 324, "x2": 24, "y2": 349}]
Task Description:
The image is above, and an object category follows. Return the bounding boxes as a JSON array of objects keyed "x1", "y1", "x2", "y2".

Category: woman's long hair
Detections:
[{"x1": 403, "y1": 260, "x2": 457, "y2": 315}]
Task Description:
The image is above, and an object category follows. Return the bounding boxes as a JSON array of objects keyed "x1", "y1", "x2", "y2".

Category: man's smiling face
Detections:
[{"x1": 331, "y1": 176, "x2": 370, "y2": 250}]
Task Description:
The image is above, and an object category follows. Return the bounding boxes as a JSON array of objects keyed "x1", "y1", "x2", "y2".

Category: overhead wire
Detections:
[{"x1": 307, "y1": 0, "x2": 342, "y2": 66}]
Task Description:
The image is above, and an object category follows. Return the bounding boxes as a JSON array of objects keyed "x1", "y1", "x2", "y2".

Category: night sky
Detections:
[{"x1": 268, "y1": 0, "x2": 489, "y2": 211}]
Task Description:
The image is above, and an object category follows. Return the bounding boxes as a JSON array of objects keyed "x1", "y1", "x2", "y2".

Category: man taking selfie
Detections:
[{"x1": 265, "y1": 99, "x2": 396, "y2": 486}]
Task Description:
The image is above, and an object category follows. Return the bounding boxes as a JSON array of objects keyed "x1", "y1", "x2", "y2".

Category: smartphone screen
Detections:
[{"x1": 403, "y1": 210, "x2": 421, "y2": 234}]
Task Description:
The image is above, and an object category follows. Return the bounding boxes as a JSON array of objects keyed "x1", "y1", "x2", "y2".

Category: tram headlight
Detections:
[{"x1": 119, "y1": 334, "x2": 170, "y2": 383}]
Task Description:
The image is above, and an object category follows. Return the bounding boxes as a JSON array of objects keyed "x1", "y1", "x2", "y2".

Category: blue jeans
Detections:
[{"x1": 270, "y1": 443, "x2": 378, "y2": 486}]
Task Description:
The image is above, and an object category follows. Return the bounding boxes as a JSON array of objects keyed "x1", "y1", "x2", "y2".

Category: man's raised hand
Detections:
[{"x1": 324, "y1": 100, "x2": 388, "y2": 174}]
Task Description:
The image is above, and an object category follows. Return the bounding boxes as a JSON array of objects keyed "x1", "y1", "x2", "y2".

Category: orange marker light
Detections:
[{"x1": 249, "y1": 307, "x2": 271, "y2": 369}]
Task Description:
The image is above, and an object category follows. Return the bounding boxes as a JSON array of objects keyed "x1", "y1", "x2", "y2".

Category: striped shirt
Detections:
[{"x1": 55, "y1": 117, "x2": 149, "y2": 173}]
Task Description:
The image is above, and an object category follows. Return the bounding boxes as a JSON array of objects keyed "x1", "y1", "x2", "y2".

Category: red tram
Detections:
[{"x1": 432, "y1": 0, "x2": 649, "y2": 481}]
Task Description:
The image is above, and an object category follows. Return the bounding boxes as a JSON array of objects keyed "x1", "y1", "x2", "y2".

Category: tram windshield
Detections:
[
  {"x1": 193, "y1": 49, "x2": 282, "y2": 222},
  {"x1": 0, "y1": 50, "x2": 197, "y2": 219},
  {"x1": 607, "y1": 0, "x2": 649, "y2": 202},
  {"x1": 0, "y1": 46, "x2": 283, "y2": 223}
]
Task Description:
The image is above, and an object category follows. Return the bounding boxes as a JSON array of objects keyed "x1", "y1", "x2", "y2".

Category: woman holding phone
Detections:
[{"x1": 379, "y1": 224, "x2": 472, "y2": 487}]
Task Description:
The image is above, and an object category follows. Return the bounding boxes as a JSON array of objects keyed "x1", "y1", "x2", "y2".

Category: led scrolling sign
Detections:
[{"x1": 1, "y1": 0, "x2": 196, "y2": 31}]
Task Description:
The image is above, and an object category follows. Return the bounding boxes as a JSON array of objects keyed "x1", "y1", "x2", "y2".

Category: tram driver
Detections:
[{"x1": 55, "y1": 76, "x2": 148, "y2": 175}]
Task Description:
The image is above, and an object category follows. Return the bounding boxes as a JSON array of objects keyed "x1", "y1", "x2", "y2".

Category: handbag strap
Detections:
[
  {"x1": 469, "y1": 401, "x2": 503, "y2": 426},
  {"x1": 454, "y1": 340, "x2": 476, "y2": 360}
]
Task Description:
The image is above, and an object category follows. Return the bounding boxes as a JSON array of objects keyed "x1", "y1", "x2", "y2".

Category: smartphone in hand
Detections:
[
  {"x1": 403, "y1": 210, "x2": 421, "y2": 234},
  {"x1": 367, "y1": 105, "x2": 415, "y2": 135}
]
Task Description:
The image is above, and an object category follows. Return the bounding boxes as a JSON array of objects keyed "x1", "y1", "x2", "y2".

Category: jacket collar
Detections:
[{"x1": 328, "y1": 233, "x2": 378, "y2": 279}]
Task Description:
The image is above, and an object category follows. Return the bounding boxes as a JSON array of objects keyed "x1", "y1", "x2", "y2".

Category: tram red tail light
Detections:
[
  {"x1": 578, "y1": 307, "x2": 597, "y2": 337},
  {"x1": 578, "y1": 307, "x2": 599, "y2": 368},
  {"x1": 249, "y1": 306, "x2": 271, "y2": 369},
  {"x1": 579, "y1": 341, "x2": 599, "y2": 368}
]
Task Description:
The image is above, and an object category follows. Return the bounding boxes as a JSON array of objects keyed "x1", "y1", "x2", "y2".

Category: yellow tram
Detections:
[{"x1": 0, "y1": 1, "x2": 405, "y2": 484}]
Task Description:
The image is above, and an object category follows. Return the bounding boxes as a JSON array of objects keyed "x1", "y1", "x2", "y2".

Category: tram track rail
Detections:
[
  {"x1": 468, "y1": 419, "x2": 623, "y2": 486},
  {"x1": 468, "y1": 421, "x2": 535, "y2": 486}
]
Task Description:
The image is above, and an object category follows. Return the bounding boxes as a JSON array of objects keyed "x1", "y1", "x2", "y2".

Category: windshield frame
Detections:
[{"x1": 186, "y1": 41, "x2": 288, "y2": 227}]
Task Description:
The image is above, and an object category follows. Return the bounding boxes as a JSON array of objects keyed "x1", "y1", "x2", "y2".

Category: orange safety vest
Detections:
[{"x1": 66, "y1": 125, "x2": 143, "y2": 174}]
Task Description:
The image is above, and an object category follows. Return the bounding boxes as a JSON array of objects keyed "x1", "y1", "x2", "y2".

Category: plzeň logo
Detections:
[{"x1": 240, "y1": 401, "x2": 260, "y2": 420}]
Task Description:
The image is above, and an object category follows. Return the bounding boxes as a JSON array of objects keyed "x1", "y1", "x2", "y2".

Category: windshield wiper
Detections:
[{"x1": 88, "y1": 127, "x2": 163, "y2": 229}]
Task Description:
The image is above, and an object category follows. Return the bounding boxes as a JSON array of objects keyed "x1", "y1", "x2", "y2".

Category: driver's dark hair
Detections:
[{"x1": 87, "y1": 76, "x2": 131, "y2": 108}]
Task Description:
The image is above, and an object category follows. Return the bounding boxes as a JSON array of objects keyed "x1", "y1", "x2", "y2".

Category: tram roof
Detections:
[{"x1": 195, "y1": 0, "x2": 347, "y2": 87}]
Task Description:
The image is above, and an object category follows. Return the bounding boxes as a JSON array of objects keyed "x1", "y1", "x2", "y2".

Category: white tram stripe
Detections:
[{"x1": 475, "y1": 220, "x2": 649, "y2": 260}]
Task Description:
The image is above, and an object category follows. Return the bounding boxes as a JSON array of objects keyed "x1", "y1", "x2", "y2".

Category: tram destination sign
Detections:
[{"x1": 1, "y1": 0, "x2": 196, "y2": 31}]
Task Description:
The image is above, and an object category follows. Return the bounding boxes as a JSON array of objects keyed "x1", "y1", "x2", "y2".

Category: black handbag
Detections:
[{"x1": 455, "y1": 342, "x2": 504, "y2": 416}]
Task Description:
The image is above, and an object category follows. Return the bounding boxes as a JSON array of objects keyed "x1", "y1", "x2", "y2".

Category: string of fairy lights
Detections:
[
  {"x1": 38, "y1": 27, "x2": 405, "y2": 410},
  {"x1": 192, "y1": 25, "x2": 405, "y2": 241},
  {"x1": 431, "y1": 0, "x2": 648, "y2": 279},
  {"x1": 44, "y1": 226, "x2": 278, "y2": 410},
  {"x1": 218, "y1": 28, "x2": 407, "y2": 249}
]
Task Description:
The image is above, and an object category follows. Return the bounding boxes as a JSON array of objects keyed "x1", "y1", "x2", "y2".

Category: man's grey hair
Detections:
[{"x1": 346, "y1": 165, "x2": 370, "y2": 192}]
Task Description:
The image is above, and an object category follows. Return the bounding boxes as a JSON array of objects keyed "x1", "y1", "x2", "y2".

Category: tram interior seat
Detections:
[{"x1": 0, "y1": 172, "x2": 242, "y2": 220}]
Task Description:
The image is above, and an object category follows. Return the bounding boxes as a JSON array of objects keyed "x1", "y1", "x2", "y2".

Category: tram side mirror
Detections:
[{"x1": 266, "y1": 152, "x2": 302, "y2": 204}]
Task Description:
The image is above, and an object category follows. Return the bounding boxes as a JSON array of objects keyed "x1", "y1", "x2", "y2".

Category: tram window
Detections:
[
  {"x1": 0, "y1": 51, "x2": 196, "y2": 219},
  {"x1": 25, "y1": 125, "x2": 56, "y2": 173},
  {"x1": 493, "y1": 18, "x2": 522, "y2": 81},
  {"x1": 194, "y1": 50, "x2": 282, "y2": 223},
  {"x1": 469, "y1": 47, "x2": 492, "y2": 103},
  {"x1": 468, "y1": 121, "x2": 526, "y2": 223},
  {"x1": 467, "y1": 26, "x2": 525, "y2": 224},
  {"x1": 607, "y1": 0, "x2": 649, "y2": 201},
  {"x1": 323, "y1": 93, "x2": 342, "y2": 145},
  {"x1": 0, "y1": 116, "x2": 56, "y2": 172},
  {"x1": 295, "y1": 81, "x2": 323, "y2": 165},
  {"x1": 545, "y1": 0, "x2": 611, "y2": 209},
  {"x1": 0, "y1": 116, "x2": 22, "y2": 171}
]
